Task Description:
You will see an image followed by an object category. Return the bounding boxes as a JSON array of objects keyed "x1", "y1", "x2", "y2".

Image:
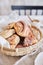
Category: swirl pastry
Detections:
[
  {"x1": 14, "y1": 21, "x2": 31, "y2": 37},
  {"x1": 23, "y1": 32, "x2": 38, "y2": 47},
  {"x1": 7, "y1": 34, "x2": 20, "y2": 48},
  {"x1": 0, "y1": 29, "x2": 15, "y2": 38}
]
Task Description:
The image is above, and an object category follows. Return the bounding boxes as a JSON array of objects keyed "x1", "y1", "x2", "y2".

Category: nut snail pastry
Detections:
[
  {"x1": 14, "y1": 21, "x2": 31, "y2": 37},
  {"x1": 0, "y1": 29, "x2": 15, "y2": 38},
  {"x1": 7, "y1": 34, "x2": 20, "y2": 48},
  {"x1": 23, "y1": 32, "x2": 38, "y2": 47}
]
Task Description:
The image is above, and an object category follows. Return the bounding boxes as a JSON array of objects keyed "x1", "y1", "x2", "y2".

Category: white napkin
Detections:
[
  {"x1": 14, "y1": 49, "x2": 43, "y2": 65},
  {"x1": 0, "y1": 36, "x2": 10, "y2": 48},
  {"x1": 14, "y1": 48, "x2": 41, "y2": 65},
  {"x1": 14, "y1": 38, "x2": 43, "y2": 65},
  {"x1": 35, "y1": 52, "x2": 43, "y2": 65}
]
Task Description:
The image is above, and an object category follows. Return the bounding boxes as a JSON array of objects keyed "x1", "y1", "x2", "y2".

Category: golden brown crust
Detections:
[
  {"x1": 7, "y1": 34, "x2": 20, "y2": 48},
  {"x1": 0, "y1": 29, "x2": 15, "y2": 38},
  {"x1": 14, "y1": 21, "x2": 31, "y2": 37}
]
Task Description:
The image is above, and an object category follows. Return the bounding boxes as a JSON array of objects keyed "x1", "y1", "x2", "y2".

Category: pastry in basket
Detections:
[
  {"x1": 0, "y1": 29, "x2": 15, "y2": 38},
  {"x1": 14, "y1": 21, "x2": 32, "y2": 37},
  {"x1": 23, "y1": 34, "x2": 38, "y2": 47},
  {"x1": 7, "y1": 34, "x2": 20, "y2": 48}
]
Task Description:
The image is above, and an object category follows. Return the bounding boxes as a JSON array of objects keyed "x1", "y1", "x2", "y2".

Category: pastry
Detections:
[
  {"x1": 23, "y1": 32, "x2": 38, "y2": 47},
  {"x1": 7, "y1": 34, "x2": 20, "y2": 48},
  {"x1": 14, "y1": 21, "x2": 32, "y2": 37},
  {"x1": 0, "y1": 29, "x2": 15, "y2": 38}
]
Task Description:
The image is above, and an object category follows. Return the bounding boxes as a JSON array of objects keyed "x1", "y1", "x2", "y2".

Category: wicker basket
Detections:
[{"x1": 0, "y1": 25, "x2": 42, "y2": 56}]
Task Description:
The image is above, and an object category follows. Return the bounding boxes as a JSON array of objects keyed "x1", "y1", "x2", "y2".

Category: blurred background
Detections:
[{"x1": 0, "y1": 0, "x2": 43, "y2": 15}]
